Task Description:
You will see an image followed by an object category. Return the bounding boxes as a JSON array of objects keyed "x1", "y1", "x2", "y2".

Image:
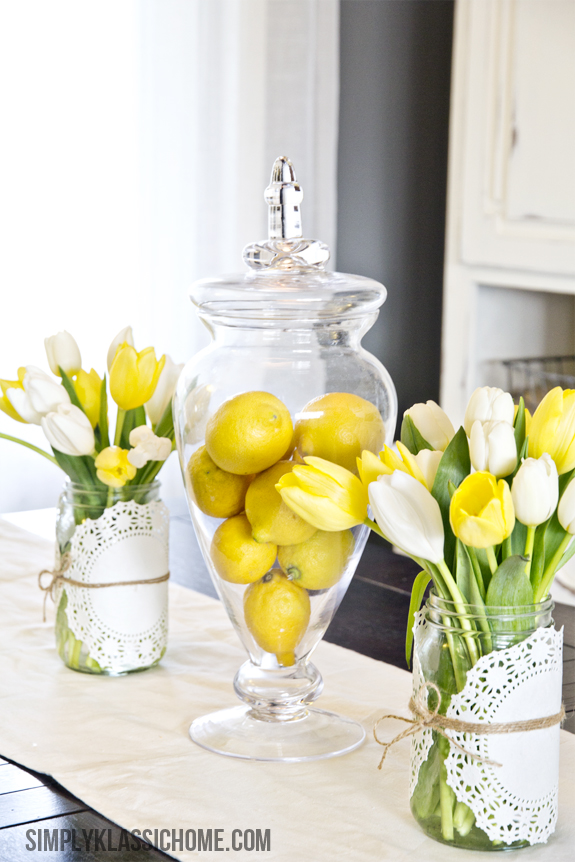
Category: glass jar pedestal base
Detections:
[{"x1": 189, "y1": 659, "x2": 366, "y2": 762}]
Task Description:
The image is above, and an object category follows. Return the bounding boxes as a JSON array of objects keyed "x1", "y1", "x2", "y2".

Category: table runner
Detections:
[{"x1": 0, "y1": 518, "x2": 574, "y2": 861}]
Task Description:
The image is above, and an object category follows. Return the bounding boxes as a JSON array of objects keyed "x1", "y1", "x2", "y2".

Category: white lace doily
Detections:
[
  {"x1": 445, "y1": 626, "x2": 563, "y2": 846},
  {"x1": 59, "y1": 500, "x2": 170, "y2": 673},
  {"x1": 410, "y1": 611, "x2": 433, "y2": 796}
]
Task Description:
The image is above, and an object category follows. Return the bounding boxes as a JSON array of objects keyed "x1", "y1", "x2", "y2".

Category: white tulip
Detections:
[
  {"x1": 368, "y1": 470, "x2": 445, "y2": 563},
  {"x1": 127, "y1": 425, "x2": 172, "y2": 468},
  {"x1": 469, "y1": 420, "x2": 517, "y2": 478},
  {"x1": 414, "y1": 449, "x2": 443, "y2": 490},
  {"x1": 41, "y1": 403, "x2": 95, "y2": 456},
  {"x1": 107, "y1": 325, "x2": 134, "y2": 372},
  {"x1": 44, "y1": 331, "x2": 82, "y2": 377},
  {"x1": 6, "y1": 387, "x2": 43, "y2": 424},
  {"x1": 512, "y1": 454, "x2": 559, "y2": 527},
  {"x1": 558, "y1": 479, "x2": 575, "y2": 534},
  {"x1": 404, "y1": 400, "x2": 455, "y2": 451},
  {"x1": 464, "y1": 386, "x2": 514, "y2": 436},
  {"x1": 145, "y1": 355, "x2": 183, "y2": 426},
  {"x1": 23, "y1": 366, "x2": 70, "y2": 417}
]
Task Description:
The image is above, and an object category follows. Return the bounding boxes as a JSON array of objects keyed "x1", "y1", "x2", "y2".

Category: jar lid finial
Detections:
[{"x1": 265, "y1": 156, "x2": 303, "y2": 240}]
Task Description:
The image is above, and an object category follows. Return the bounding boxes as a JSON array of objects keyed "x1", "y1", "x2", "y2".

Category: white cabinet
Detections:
[{"x1": 441, "y1": 0, "x2": 575, "y2": 423}]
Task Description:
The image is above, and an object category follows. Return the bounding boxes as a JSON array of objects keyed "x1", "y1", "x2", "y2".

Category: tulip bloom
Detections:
[
  {"x1": 511, "y1": 454, "x2": 559, "y2": 527},
  {"x1": 145, "y1": 355, "x2": 183, "y2": 426},
  {"x1": 44, "y1": 331, "x2": 82, "y2": 377},
  {"x1": 0, "y1": 369, "x2": 30, "y2": 423},
  {"x1": 528, "y1": 387, "x2": 575, "y2": 475},
  {"x1": 95, "y1": 446, "x2": 137, "y2": 487},
  {"x1": 357, "y1": 444, "x2": 442, "y2": 491},
  {"x1": 109, "y1": 345, "x2": 165, "y2": 411},
  {"x1": 558, "y1": 479, "x2": 575, "y2": 534},
  {"x1": 404, "y1": 400, "x2": 454, "y2": 451},
  {"x1": 469, "y1": 419, "x2": 517, "y2": 478},
  {"x1": 41, "y1": 403, "x2": 95, "y2": 456},
  {"x1": 73, "y1": 369, "x2": 102, "y2": 428},
  {"x1": 368, "y1": 471, "x2": 445, "y2": 563},
  {"x1": 23, "y1": 366, "x2": 70, "y2": 419},
  {"x1": 107, "y1": 325, "x2": 134, "y2": 372},
  {"x1": 450, "y1": 471, "x2": 515, "y2": 549},
  {"x1": 276, "y1": 456, "x2": 368, "y2": 531},
  {"x1": 127, "y1": 425, "x2": 172, "y2": 468},
  {"x1": 463, "y1": 387, "x2": 514, "y2": 436}
]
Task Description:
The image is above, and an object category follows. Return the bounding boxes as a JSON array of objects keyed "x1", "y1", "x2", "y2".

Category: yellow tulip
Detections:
[
  {"x1": 276, "y1": 456, "x2": 368, "y2": 531},
  {"x1": 357, "y1": 443, "x2": 442, "y2": 491},
  {"x1": 109, "y1": 344, "x2": 165, "y2": 411},
  {"x1": 528, "y1": 387, "x2": 575, "y2": 474},
  {"x1": 450, "y1": 471, "x2": 515, "y2": 549},
  {"x1": 95, "y1": 446, "x2": 137, "y2": 487},
  {"x1": 73, "y1": 369, "x2": 102, "y2": 428},
  {"x1": 0, "y1": 368, "x2": 27, "y2": 422}
]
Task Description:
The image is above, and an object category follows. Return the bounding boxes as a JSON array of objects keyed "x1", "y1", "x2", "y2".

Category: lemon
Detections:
[
  {"x1": 205, "y1": 391, "x2": 293, "y2": 475},
  {"x1": 293, "y1": 392, "x2": 385, "y2": 473},
  {"x1": 211, "y1": 514, "x2": 277, "y2": 584},
  {"x1": 244, "y1": 569, "x2": 311, "y2": 666},
  {"x1": 278, "y1": 529, "x2": 355, "y2": 591},
  {"x1": 245, "y1": 461, "x2": 317, "y2": 545},
  {"x1": 187, "y1": 446, "x2": 252, "y2": 518}
]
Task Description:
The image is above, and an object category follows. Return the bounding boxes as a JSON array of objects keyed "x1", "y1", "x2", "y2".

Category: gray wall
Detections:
[{"x1": 337, "y1": 0, "x2": 454, "y2": 428}]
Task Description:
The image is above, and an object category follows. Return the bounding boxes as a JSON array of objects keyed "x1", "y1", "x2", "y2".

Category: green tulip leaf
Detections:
[
  {"x1": 509, "y1": 518, "x2": 528, "y2": 558},
  {"x1": 431, "y1": 427, "x2": 470, "y2": 571},
  {"x1": 456, "y1": 540, "x2": 484, "y2": 605},
  {"x1": 58, "y1": 367, "x2": 85, "y2": 413},
  {"x1": 154, "y1": 396, "x2": 176, "y2": 441},
  {"x1": 513, "y1": 396, "x2": 526, "y2": 455},
  {"x1": 556, "y1": 535, "x2": 575, "y2": 571},
  {"x1": 121, "y1": 406, "x2": 147, "y2": 450},
  {"x1": 530, "y1": 518, "x2": 549, "y2": 593},
  {"x1": 405, "y1": 570, "x2": 432, "y2": 668},
  {"x1": 486, "y1": 555, "x2": 533, "y2": 608},
  {"x1": 98, "y1": 375, "x2": 110, "y2": 450},
  {"x1": 400, "y1": 414, "x2": 434, "y2": 455}
]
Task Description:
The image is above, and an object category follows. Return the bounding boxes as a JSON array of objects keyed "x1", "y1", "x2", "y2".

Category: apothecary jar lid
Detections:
[{"x1": 190, "y1": 156, "x2": 387, "y2": 325}]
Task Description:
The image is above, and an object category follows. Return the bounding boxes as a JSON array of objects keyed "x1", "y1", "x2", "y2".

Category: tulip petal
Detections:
[{"x1": 278, "y1": 486, "x2": 362, "y2": 531}]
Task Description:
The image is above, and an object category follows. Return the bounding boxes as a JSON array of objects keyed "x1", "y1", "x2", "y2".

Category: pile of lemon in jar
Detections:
[{"x1": 187, "y1": 390, "x2": 384, "y2": 666}]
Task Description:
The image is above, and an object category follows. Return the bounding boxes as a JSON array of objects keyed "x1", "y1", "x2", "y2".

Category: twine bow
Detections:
[
  {"x1": 38, "y1": 552, "x2": 170, "y2": 622},
  {"x1": 373, "y1": 681, "x2": 565, "y2": 770}
]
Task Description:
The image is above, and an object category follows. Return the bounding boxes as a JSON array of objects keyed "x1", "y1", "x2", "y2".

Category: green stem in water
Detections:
[
  {"x1": 114, "y1": 408, "x2": 126, "y2": 447},
  {"x1": 486, "y1": 546, "x2": 498, "y2": 575},
  {"x1": 437, "y1": 559, "x2": 480, "y2": 665},
  {"x1": 524, "y1": 525, "x2": 536, "y2": 580},
  {"x1": 0, "y1": 431, "x2": 59, "y2": 466},
  {"x1": 535, "y1": 532, "x2": 573, "y2": 602},
  {"x1": 467, "y1": 547, "x2": 486, "y2": 600},
  {"x1": 439, "y1": 739, "x2": 455, "y2": 841}
]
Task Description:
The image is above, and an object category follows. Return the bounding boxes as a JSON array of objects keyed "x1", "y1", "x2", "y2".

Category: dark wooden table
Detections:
[{"x1": 1, "y1": 502, "x2": 574, "y2": 859}]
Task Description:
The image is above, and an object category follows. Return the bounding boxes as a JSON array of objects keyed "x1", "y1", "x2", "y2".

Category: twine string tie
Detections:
[
  {"x1": 38, "y1": 552, "x2": 170, "y2": 622},
  {"x1": 373, "y1": 681, "x2": 565, "y2": 770}
]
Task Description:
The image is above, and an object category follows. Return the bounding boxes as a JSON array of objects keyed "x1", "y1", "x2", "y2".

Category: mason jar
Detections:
[
  {"x1": 53, "y1": 480, "x2": 169, "y2": 675},
  {"x1": 410, "y1": 593, "x2": 562, "y2": 850}
]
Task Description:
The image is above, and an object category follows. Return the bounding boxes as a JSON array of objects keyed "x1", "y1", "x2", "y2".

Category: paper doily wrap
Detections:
[
  {"x1": 57, "y1": 500, "x2": 169, "y2": 673},
  {"x1": 410, "y1": 613, "x2": 563, "y2": 846}
]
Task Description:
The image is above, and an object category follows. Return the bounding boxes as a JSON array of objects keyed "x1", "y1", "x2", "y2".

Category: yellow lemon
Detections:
[
  {"x1": 244, "y1": 569, "x2": 311, "y2": 666},
  {"x1": 211, "y1": 514, "x2": 277, "y2": 584},
  {"x1": 245, "y1": 461, "x2": 317, "y2": 545},
  {"x1": 205, "y1": 391, "x2": 293, "y2": 475},
  {"x1": 187, "y1": 446, "x2": 252, "y2": 519},
  {"x1": 293, "y1": 392, "x2": 385, "y2": 473},
  {"x1": 278, "y1": 529, "x2": 355, "y2": 591}
]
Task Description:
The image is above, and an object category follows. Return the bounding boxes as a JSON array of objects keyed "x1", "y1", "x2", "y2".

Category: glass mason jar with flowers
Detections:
[{"x1": 0, "y1": 327, "x2": 183, "y2": 675}]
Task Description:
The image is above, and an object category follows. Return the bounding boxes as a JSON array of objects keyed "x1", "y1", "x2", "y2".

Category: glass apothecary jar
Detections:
[
  {"x1": 174, "y1": 157, "x2": 397, "y2": 761},
  {"x1": 51, "y1": 481, "x2": 169, "y2": 675},
  {"x1": 410, "y1": 593, "x2": 562, "y2": 850}
]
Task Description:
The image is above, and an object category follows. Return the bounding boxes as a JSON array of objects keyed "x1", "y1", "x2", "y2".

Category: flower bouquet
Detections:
[
  {"x1": 0, "y1": 328, "x2": 183, "y2": 674},
  {"x1": 276, "y1": 385, "x2": 573, "y2": 849}
]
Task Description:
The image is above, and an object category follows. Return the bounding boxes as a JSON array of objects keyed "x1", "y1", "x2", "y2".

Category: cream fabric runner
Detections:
[{"x1": 0, "y1": 518, "x2": 574, "y2": 861}]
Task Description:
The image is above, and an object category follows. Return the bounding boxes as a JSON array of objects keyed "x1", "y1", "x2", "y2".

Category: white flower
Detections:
[
  {"x1": 512, "y1": 454, "x2": 559, "y2": 527},
  {"x1": 404, "y1": 401, "x2": 454, "y2": 451},
  {"x1": 6, "y1": 387, "x2": 43, "y2": 424},
  {"x1": 145, "y1": 355, "x2": 183, "y2": 426},
  {"x1": 469, "y1": 420, "x2": 517, "y2": 478},
  {"x1": 41, "y1": 403, "x2": 95, "y2": 456},
  {"x1": 44, "y1": 331, "x2": 82, "y2": 377},
  {"x1": 22, "y1": 366, "x2": 70, "y2": 419},
  {"x1": 464, "y1": 386, "x2": 514, "y2": 436},
  {"x1": 106, "y1": 325, "x2": 134, "y2": 372},
  {"x1": 368, "y1": 470, "x2": 445, "y2": 563},
  {"x1": 558, "y1": 479, "x2": 575, "y2": 535},
  {"x1": 414, "y1": 449, "x2": 443, "y2": 490},
  {"x1": 127, "y1": 425, "x2": 172, "y2": 468}
]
